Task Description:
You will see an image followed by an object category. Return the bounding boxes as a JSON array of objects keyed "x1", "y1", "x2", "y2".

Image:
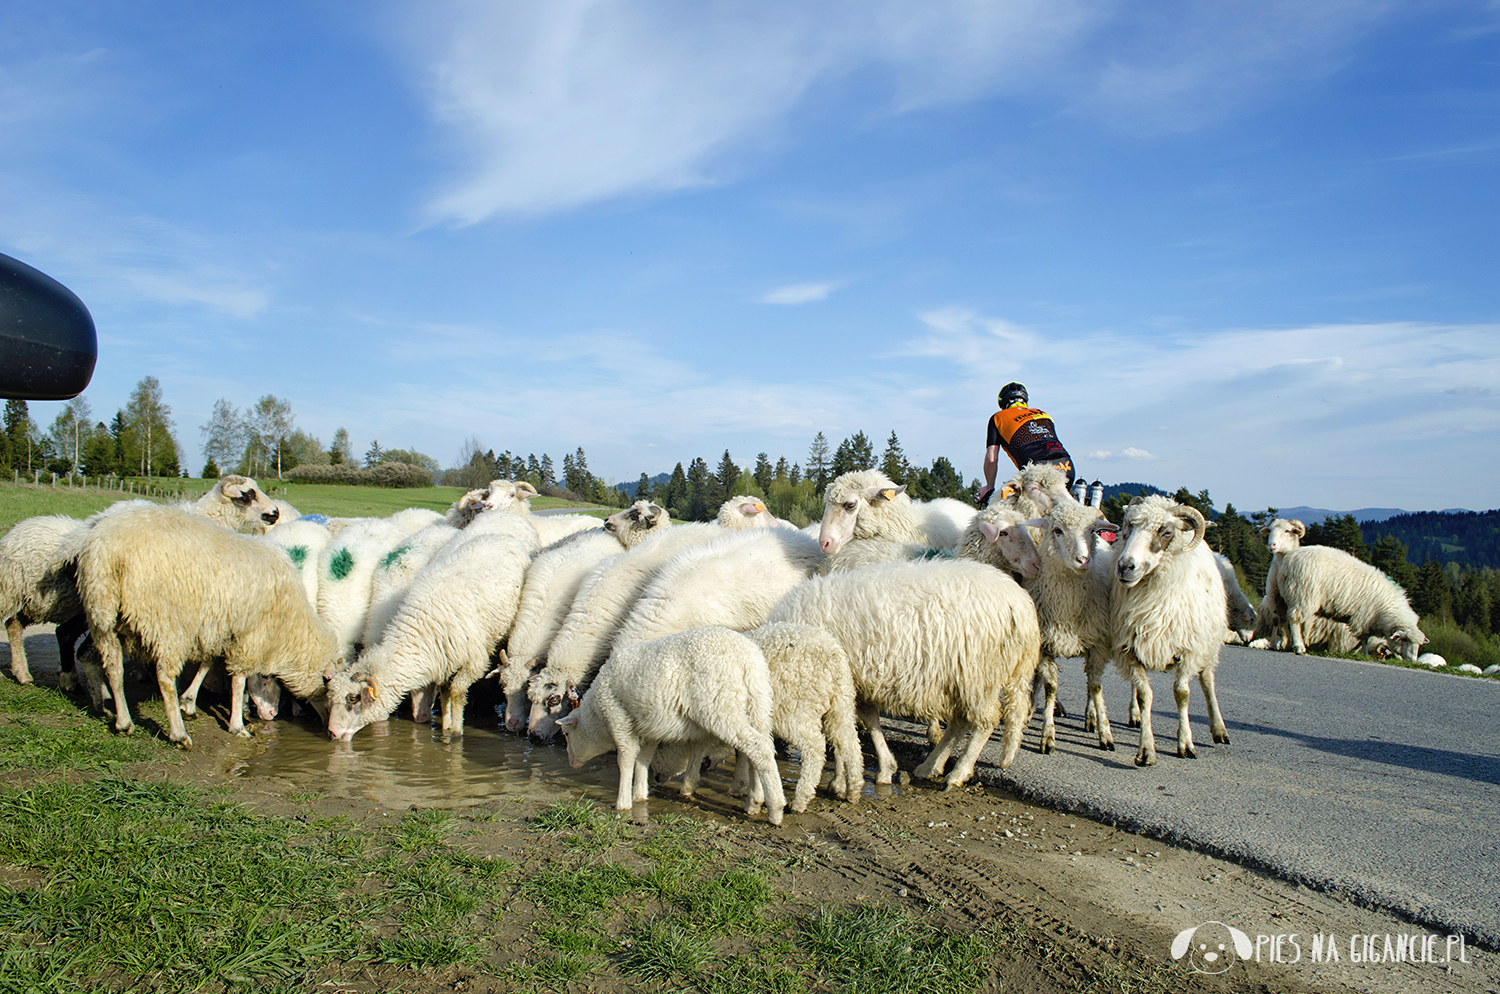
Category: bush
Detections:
[
  {"x1": 284, "y1": 461, "x2": 433, "y2": 488},
  {"x1": 1420, "y1": 620, "x2": 1500, "y2": 671}
]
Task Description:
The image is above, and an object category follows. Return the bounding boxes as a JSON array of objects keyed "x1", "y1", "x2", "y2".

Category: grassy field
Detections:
[{"x1": 0, "y1": 479, "x2": 615, "y2": 533}]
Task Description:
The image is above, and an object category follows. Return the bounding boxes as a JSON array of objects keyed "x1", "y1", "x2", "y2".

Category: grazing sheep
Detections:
[
  {"x1": 1273, "y1": 545, "x2": 1428, "y2": 662},
  {"x1": 1, "y1": 515, "x2": 88, "y2": 686},
  {"x1": 74, "y1": 505, "x2": 339, "y2": 745},
  {"x1": 499, "y1": 501, "x2": 669, "y2": 731},
  {"x1": 612, "y1": 527, "x2": 825, "y2": 649},
  {"x1": 325, "y1": 513, "x2": 539, "y2": 742},
  {"x1": 1099, "y1": 496, "x2": 1228, "y2": 766},
  {"x1": 556, "y1": 626, "x2": 786, "y2": 824},
  {"x1": 1023, "y1": 498, "x2": 1118, "y2": 755},
  {"x1": 766, "y1": 558, "x2": 1041, "y2": 788}
]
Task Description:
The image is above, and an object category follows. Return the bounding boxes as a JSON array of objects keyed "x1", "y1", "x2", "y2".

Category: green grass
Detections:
[
  {"x1": 0, "y1": 481, "x2": 157, "y2": 533},
  {"x1": 799, "y1": 904, "x2": 991, "y2": 994}
]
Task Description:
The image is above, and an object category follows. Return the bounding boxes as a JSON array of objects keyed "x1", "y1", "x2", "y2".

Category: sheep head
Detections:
[
  {"x1": 1018, "y1": 462, "x2": 1072, "y2": 514},
  {"x1": 718, "y1": 495, "x2": 771, "y2": 530},
  {"x1": 555, "y1": 695, "x2": 610, "y2": 768},
  {"x1": 1261, "y1": 518, "x2": 1306, "y2": 555},
  {"x1": 605, "y1": 500, "x2": 668, "y2": 547},
  {"x1": 323, "y1": 667, "x2": 381, "y2": 742},
  {"x1": 1028, "y1": 503, "x2": 1111, "y2": 575},
  {"x1": 214, "y1": 475, "x2": 280, "y2": 528},
  {"x1": 1389, "y1": 627, "x2": 1427, "y2": 663},
  {"x1": 1115, "y1": 496, "x2": 1206, "y2": 587},
  {"x1": 977, "y1": 509, "x2": 1042, "y2": 578},
  {"x1": 819, "y1": 470, "x2": 909, "y2": 555}
]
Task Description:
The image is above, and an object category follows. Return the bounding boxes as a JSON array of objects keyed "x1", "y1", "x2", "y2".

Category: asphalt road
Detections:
[{"x1": 946, "y1": 646, "x2": 1500, "y2": 946}]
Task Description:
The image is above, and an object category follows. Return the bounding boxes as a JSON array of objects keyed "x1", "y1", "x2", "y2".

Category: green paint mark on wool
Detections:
[
  {"x1": 914, "y1": 547, "x2": 954, "y2": 561},
  {"x1": 328, "y1": 548, "x2": 355, "y2": 581},
  {"x1": 381, "y1": 545, "x2": 411, "y2": 570},
  {"x1": 287, "y1": 545, "x2": 308, "y2": 568}
]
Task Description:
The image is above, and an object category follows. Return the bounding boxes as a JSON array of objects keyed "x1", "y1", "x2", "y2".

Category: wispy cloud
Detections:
[
  {"x1": 393, "y1": 0, "x2": 1398, "y2": 223},
  {"x1": 759, "y1": 281, "x2": 839, "y2": 305}
]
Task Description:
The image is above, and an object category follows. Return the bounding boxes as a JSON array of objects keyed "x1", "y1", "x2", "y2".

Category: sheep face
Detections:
[
  {"x1": 484, "y1": 479, "x2": 540, "y2": 513},
  {"x1": 526, "y1": 669, "x2": 579, "y2": 742},
  {"x1": 1029, "y1": 506, "x2": 1112, "y2": 574},
  {"x1": 556, "y1": 704, "x2": 611, "y2": 768},
  {"x1": 219, "y1": 476, "x2": 281, "y2": 528},
  {"x1": 1389, "y1": 627, "x2": 1427, "y2": 663},
  {"x1": 245, "y1": 674, "x2": 281, "y2": 721},
  {"x1": 1114, "y1": 498, "x2": 1206, "y2": 587},
  {"x1": 819, "y1": 483, "x2": 906, "y2": 555},
  {"x1": 605, "y1": 501, "x2": 667, "y2": 544},
  {"x1": 1261, "y1": 518, "x2": 1306, "y2": 555},
  {"x1": 323, "y1": 668, "x2": 380, "y2": 741},
  {"x1": 977, "y1": 514, "x2": 1042, "y2": 578}
]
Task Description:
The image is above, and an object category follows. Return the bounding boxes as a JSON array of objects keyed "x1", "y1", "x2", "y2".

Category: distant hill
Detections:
[
  {"x1": 1274, "y1": 506, "x2": 1424, "y2": 526},
  {"x1": 1361, "y1": 509, "x2": 1500, "y2": 570},
  {"x1": 615, "y1": 472, "x2": 671, "y2": 497}
]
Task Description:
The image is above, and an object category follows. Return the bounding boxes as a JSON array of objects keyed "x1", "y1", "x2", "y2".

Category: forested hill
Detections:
[{"x1": 1361, "y1": 510, "x2": 1500, "y2": 570}]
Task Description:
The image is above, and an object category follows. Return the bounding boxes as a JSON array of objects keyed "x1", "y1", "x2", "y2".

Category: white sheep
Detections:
[
  {"x1": 1096, "y1": 495, "x2": 1229, "y2": 766},
  {"x1": 816, "y1": 470, "x2": 966, "y2": 574},
  {"x1": 988, "y1": 462, "x2": 1073, "y2": 516},
  {"x1": 259, "y1": 517, "x2": 333, "y2": 611},
  {"x1": 909, "y1": 497, "x2": 977, "y2": 549},
  {"x1": 1022, "y1": 498, "x2": 1119, "y2": 755},
  {"x1": 499, "y1": 501, "x2": 670, "y2": 731},
  {"x1": 1251, "y1": 518, "x2": 1370, "y2": 654},
  {"x1": 316, "y1": 518, "x2": 406, "y2": 662},
  {"x1": 1273, "y1": 544, "x2": 1428, "y2": 662},
  {"x1": 1, "y1": 515, "x2": 88, "y2": 686},
  {"x1": 555, "y1": 626, "x2": 786, "y2": 824},
  {"x1": 955, "y1": 505, "x2": 1042, "y2": 581},
  {"x1": 324, "y1": 512, "x2": 539, "y2": 741},
  {"x1": 1213, "y1": 552, "x2": 1257, "y2": 643},
  {"x1": 1418, "y1": 652, "x2": 1448, "y2": 668},
  {"x1": 74, "y1": 504, "x2": 339, "y2": 745},
  {"x1": 468, "y1": 478, "x2": 605, "y2": 547},
  {"x1": 186, "y1": 475, "x2": 285, "y2": 532},
  {"x1": 717, "y1": 494, "x2": 784, "y2": 530},
  {"x1": 361, "y1": 521, "x2": 462, "y2": 649},
  {"x1": 765, "y1": 558, "x2": 1041, "y2": 788}
]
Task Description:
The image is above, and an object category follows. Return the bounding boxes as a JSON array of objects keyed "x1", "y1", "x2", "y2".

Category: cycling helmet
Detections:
[{"x1": 999, "y1": 382, "x2": 1028, "y2": 408}]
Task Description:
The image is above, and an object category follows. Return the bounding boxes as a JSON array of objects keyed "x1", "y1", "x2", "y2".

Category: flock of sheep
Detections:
[{"x1": 0, "y1": 465, "x2": 1432, "y2": 824}]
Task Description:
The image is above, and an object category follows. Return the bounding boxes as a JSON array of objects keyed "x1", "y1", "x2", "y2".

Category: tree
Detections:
[
  {"x1": 365, "y1": 440, "x2": 383, "y2": 468},
  {"x1": 1305, "y1": 514, "x2": 1369, "y2": 563},
  {"x1": 806, "y1": 432, "x2": 831, "y2": 496},
  {"x1": 1411, "y1": 559, "x2": 1453, "y2": 623},
  {"x1": 773, "y1": 456, "x2": 789, "y2": 482},
  {"x1": 663, "y1": 463, "x2": 688, "y2": 517},
  {"x1": 125, "y1": 377, "x2": 175, "y2": 478},
  {"x1": 880, "y1": 431, "x2": 908, "y2": 484},
  {"x1": 685, "y1": 457, "x2": 711, "y2": 521},
  {"x1": 246, "y1": 395, "x2": 295, "y2": 479},
  {"x1": 539, "y1": 454, "x2": 556, "y2": 487},
  {"x1": 564, "y1": 447, "x2": 593, "y2": 496},
  {"x1": 635, "y1": 472, "x2": 653, "y2": 501},
  {"x1": 789, "y1": 462, "x2": 802, "y2": 486},
  {"x1": 713, "y1": 450, "x2": 740, "y2": 508},
  {"x1": 82, "y1": 422, "x2": 114, "y2": 477},
  {"x1": 1370, "y1": 534, "x2": 1418, "y2": 592},
  {"x1": 452, "y1": 437, "x2": 494, "y2": 489},
  {"x1": 200, "y1": 399, "x2": 245, "y2": 477},
  {"x1": 329, "y1": 427, "x2": 351, "y2": 465},
  {"x1": 5, "y1": 400, "x2": 32, "y2": 474},
  {"x1": 832, "y1": 431, "x2": 874, "y2": 477},
  {"x1": 753, "y1": 452, "x2": 773, "y2": 493},
  {"x1": 47, "y1": 394, "x2": 93, "y2": 475}
]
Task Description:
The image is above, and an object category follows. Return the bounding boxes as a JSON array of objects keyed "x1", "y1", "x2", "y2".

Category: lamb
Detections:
[
  {"x1": 1273, "y1": 544, "x2": 1427, "y2": 662},
  {"x1": 323, "y1": 512, "x2": 539, "y2": 742},
  {"x1": 470, "y1": 478, "x2": 605, "y2": 547},
  {"x1": 1022, "y1": 498, "x2": 1119, "y2": 755},
  {"x1": 525, "y1": 499, "x2": 758, "y2": 739},
  {"x1": 74, "y1": 504, "x2": 340, "y2": 745},
  {"x1": 765, "y1": 558, "x2": 1041, "y2": 788},
  {"x1": 499, "y1": 501, "x2": 669, "y2": 731},
  {"x1": 1096, "y1": 495, "x2": 1229, "y2": 766},
  {"x1": 555, "y1": 626, "x2": 786, "y2": 824}
]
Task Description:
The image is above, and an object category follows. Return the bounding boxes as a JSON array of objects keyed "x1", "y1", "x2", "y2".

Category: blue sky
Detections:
[{"x1": 3, "y1": 0, "x2": 1497, "y2": 511}]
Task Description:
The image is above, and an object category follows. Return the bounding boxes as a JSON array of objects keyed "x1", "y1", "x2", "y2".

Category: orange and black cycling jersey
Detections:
[{"x1": 987, "y1": 406, "x2": 1071, "y2": 470}]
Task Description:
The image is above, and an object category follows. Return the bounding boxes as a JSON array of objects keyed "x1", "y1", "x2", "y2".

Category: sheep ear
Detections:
[
  {"x1": 867, "y1": 485, "x2": 906, "y2": 503},
  {"x1": 1127, "y1": 495, "x2": 1144, "y2": 507},
  {"x1": 1022, "y1": 517, "x2": 1048, "y2": 529},
  {"x1": 999, "y1": 483, "x2": 1018, "y2": 501},
  {"x1": 1259, "y1": 525, "x2": 1271, "y2": 537},
  {"x1": 323, "y1": 666, "x2": 336, "y2": 681},
  {"x1": 557, "y1": 714, "x2": 578, "y2": 728},
  {"x1": 978, "y1": 520, "x2": 1001, "y2": 543},
  {"x1": 739, "y1": 502, "x2": 759, "y2": 516},
  {"x1": 648, "y1": 503, "x2": 666, "y2": 519}
]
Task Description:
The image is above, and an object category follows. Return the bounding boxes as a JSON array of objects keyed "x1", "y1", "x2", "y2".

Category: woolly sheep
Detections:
[
  {"x1": 324, "y1": 512, "x2": 540, "y2": 742},
  {"x1": 1274, "y1": 545, "x2": 1428, "y2": 662},
  {"x1": 316, "y1": 519, "x2": 406, "y2": 662},
  {"x1": 1023, "y1": 498, "x2": 1118, "y2": 755},
  {"x1": 526, "y1": 499, "x2": 755, "y2": 739},
  {"x1": 259, "y1": 517, "x2": 334, "y2": 610},
  {"x1": 556, "y1": 626, "x2": 786, "y2": 824},
  {"x1": 955, "y1": 505, "x2": 1042, "y2": 581},
  {"x1": 909, "y1": 497, "x2": 977, "y2": 549},
  {"x1": 74, "y1": 504, "x2": 339, "y2": 745},
  {"x1": 499, "y1": 501, "x2": 670, "y2": 731},
  {"x1": 816, "y1": 470, "x2": 928, "y2": 556},
  {"x1": 1213, "y1": 552, "x2": 1257, "y2": 643},
  {"x1": 766, "y1": 558, "x2": 1041, "y2": 788},
  {"x1": 717, "y1": 495, "x2": 777, "y2": 530},
  {"x1": 1096, "y1": 495, "x2": 1229, "y2": 766},
  {"x1": 988, "y1": 462, "x2": 1072, "y2": 517},
  {"x1": 361, "y1": 521, "x2": 462, "y2": 649},
  {"x1": 471, "y1": 478, "x2": 606, "y2": 547},
  {"x1": 1251, "y1": 518, "x2": 1371, "y2": 654},
  {"x1": 1419, "y1": 653, "x2": 1448, "y2": 668},
  {"x1": 612, "y1": 527, "x2": 825, "y2": 650},
  {"x1": 189, "y1": 475, "x2": 284, "y2": 532},
  {"x1": 0, "y1": 515, "x2": 88, "y2": 686}
]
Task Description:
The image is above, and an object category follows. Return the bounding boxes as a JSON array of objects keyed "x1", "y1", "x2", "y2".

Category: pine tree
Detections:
[
  {"x1": 714, "y1": 450, "x2": 740, "y2": 507},
  {"x1": 329, "y1": 427, "x2": 350, "y2": 465},
  {"x1": 773, "y1": 456, "x2": 789, "y2": 482},
  {"x1": 880, "y1": 431, "x2": 908, "y2": 484},
  {"x1": 806, "y1": 433, "x2": 830, "y2": 496},
  {"x1": 686, "y1": 457, "x2": 711, "y2": 521},
  {"x1": 635, "y1": 473, "x2": 653, "y2": 501},
  {"x1": 789, "y1": 462, "x2": 802, "y2": 486},
  {"x1": 364, "y1": 440, "x2": 383, "y2": 468},
  {"x1": 539, "y1": 454, "x2": 556, "y2": 487},
  {"x1": 753, "y1": 452, "x2": 773, "y2": 492},
  {"x1": 664, "y1": 463, "x2": 688, "y2": 516}
]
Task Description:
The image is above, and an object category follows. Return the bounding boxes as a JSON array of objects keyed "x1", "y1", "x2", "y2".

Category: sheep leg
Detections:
[
  {"x1": 914, "y1": 714, "x2": 968, "y2": 781},
  {"x1": 1127, "y1": 685, "x2": 1143, "y2": 727},
  {"x1": 788, "y1": 729, "x2": 826, "y2": 813},
  {"x1": 1132, "y1": 666, "x2": 1156, "y2": 767},
  {"x1": 1286, "y1": 616, "x2": 1308, "y2": 655},
  {"x1": 440, "y1": 671, "x2": 480, "y2": 742},
  {"x1": 681, "y1": 748, "x2": 707, "y2": 798},
  {"x1": 826, "y1": 708, "x2": 863, "y2": 803},
  {"x1": 97, "y1": 634, "x2": 133, "y2": 735},
  {"x1": 1037, "y1": 655, "x2": 1059, "y2": 754},
  {"x1": 632, "y1": 741, "x2": 658, "y2": 805},
  {"x1": 1084, "y1": 651, "x2": 1115, "y2": 751},
  {"x1": 994, "y1": 682, "x2": 1030, "y2": 771},
  {"x1": 156, "y1": 665, "x2": 192, "y2": 749},
  {"x1": 925, "y1": 718, "x2": 944, "y2": 745},
  {"x1": 1198, "y1": 666, "x2": 1229, "y2": 745},
  {"x1": 947, "y1": 712, "x2": 999, "y2": 788},
  {"x1": 613, "y1": 739, "x2": 640, "y2": 811},
  {"x1": 728, "y1": 729, "x2": 785, "y2": 825},
  {"x1": 856, "y1": 702, "x2": 898, "y2": 784},
  {"x1": 55, "y1": 615, "x2": 87, "y2": 693},
  {"x1": 5, "y1": 615, "x2": 31, "y2": 685},
  {"x1": 1172, "y1": 665, "x2": 1196, "y2": 759},
  {"x1": 226, "y1": 672, "x2": 250, "y2": 737},
  {"x1": 178, "y1": 661, "x2": 211, "y2": 716}
]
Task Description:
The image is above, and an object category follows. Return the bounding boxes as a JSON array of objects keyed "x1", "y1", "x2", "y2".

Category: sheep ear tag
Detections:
[
  {"x1": 1000, "y1": 484, "x2": 1018, "y2": 500},
  {"x1": 1097, "y1": 529, "x2": 1118, "y2": 544}
]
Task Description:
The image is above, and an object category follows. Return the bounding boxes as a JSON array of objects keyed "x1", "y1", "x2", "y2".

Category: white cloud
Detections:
[
  {"x1": 393, "y1": 0, "x2": 1398, "y2": 223},
  {"x1": 1088, "y1": 450, "x2": 1112, "y2": 459},
  {"x1": 759, "y1": 282, "x2": 838, "y2": 305},
  {"x1": 1122, "y1": 447, "x2": 1157, "y2": 460}
]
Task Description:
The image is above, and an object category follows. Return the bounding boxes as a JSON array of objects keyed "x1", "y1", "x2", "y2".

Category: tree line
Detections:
[{"x1": 2, "y1": 378, "x2": 180, "y2": 480}]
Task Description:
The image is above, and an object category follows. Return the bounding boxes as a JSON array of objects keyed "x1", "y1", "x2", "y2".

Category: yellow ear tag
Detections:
[
  {"x1": 1000, "y1": 484, "x2": 1017, "y2": 500},
  {"x1": 880, "y1": 489, "x2": 897, "y2": 501}
]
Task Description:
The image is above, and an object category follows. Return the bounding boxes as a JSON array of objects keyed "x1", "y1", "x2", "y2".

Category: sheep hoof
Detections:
[
  {"x1": 1179, "y1": 745, "x2": 1196, "y2": 759},
  {"x1": 1213, "y1": 732, "x2": 1230, "y2": 744},
  {"x1": 233, "y1": 727, "x2": 252, "y2": 739},
  {"x1": 1040, "y1": 740, "x2": 1054, "y2": 755},
  {"x1": 1134, "y1": 751, "x2": 1155, "y2": 767},
  {"x1": 176, "y1": 735, "x2": 194, "y2": 750},
  {"x1": 1099, "y1": 741, "x2": 1115, "y2": 752},
  {"x1": 1055, "y1": 702, "x2": 1068, "y2": 720}
]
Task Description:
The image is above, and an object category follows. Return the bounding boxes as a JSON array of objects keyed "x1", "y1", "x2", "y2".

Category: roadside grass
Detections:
[{"x1": 0, "y1": 482, "x2": 150, "y2": 532}]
